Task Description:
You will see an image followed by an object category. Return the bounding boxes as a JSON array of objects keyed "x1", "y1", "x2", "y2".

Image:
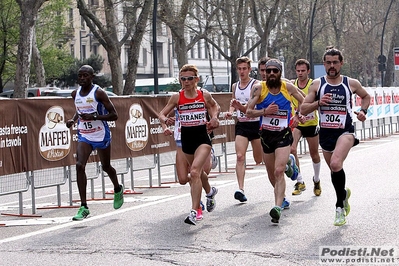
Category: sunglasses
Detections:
[
  {"x1": 180, "y1": 76, "x2": 196, "y2": 81},
  {"x1": 266, "y1": 68, "x2": 280, "y2": 74}
]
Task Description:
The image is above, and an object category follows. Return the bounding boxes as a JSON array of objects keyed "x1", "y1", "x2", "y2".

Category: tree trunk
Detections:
[
  {"x1": 32, "y1": 28, "x2": 46, "y2": 87},
  {"x1": 14, "y1": 0, "x2": 46, "y2": 98},
  {"x1": 124, "y1": 0, "x2": 152, "y2": 95}
]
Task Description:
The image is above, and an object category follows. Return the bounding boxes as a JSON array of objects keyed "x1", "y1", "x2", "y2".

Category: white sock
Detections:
[
  {"x1": 296, "y1": 172, "x2": 303, "y2": 183},
  {"x1": 313, "y1": 162, "x2": 321, "y2": 182}
]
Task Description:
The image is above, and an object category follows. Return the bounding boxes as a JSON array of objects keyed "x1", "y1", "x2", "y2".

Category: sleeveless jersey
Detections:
[
  {"x1": 256, "y1": 81, "x2": 292, "y2": 131},
  {"x1": 293, "y1": 78, "x2": 318, "y2": 127},
  {"x1": 178, "y1": 89, "x2": 207, "y2": 127},
  {"x1": 317, "y1": 76, "x2": 353, "y2": 130},
  {"x1": 173, "y1": 108, "x2": 181, "y2": 141},
  {"x1": 234, "y1": 78, "x2": 260, "y2": 122},
  {"x1": 75, "y1": 85, "x2": 110, "y2": 142}
]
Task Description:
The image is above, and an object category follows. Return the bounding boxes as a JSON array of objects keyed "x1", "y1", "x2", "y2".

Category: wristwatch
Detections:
[
  {"x1": 93, "y1": 113, "x2": 98, "y2": 120},
  {"x1": 360, "y1": 108, "x2": 368, "y2": 115}
]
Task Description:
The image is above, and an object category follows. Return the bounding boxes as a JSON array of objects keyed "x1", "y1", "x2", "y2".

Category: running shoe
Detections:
[
  {"x1": 72, "y1": 206, "x2": 90, "y2": 221},
  {"x1": 113, "y1": 184, "x2": 124, "y2": 209},
  {"x1": 313, "y1": 179, "x2": 322, "y2": 196},
  {"x1": 206, "y1": 187, "x2": 218, "y2": 212},
  {"x1": 291, "y1": 161, "x2": 299, "y2": 181},
  {"x1": 285, "y1": 154, "x2": 298, "y2": 180},
  {"x1": 343, "y1": 188, "x2": 351, "y2": 216},
  {"x1": 211, "y1": 148, "x2": 218, "y2": 169},
  {"x1": 234, "y1": 189, "x2": 247, "y2": 202},
  {"x1": 334, "y1": 207, "x2": 346, "y2": 226},
  {"x1": 292, "y1": 182, "x2": 306, "y2": 195},
  {"x1": 184, "y1": 210, "x2": 197, "y2": 225},
  {"x1": 196, "y1": 208, "x2": 203, "y2": 221},
  {"x1": 270, "y1": 206, "x2": 281, "y2": 224},
  {"x1": 281, "y1": 198, "x2": 290, "y2": 209}
]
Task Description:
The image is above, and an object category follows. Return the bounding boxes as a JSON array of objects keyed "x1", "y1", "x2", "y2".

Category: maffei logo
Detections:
[
  {"x1": 125, "y1": 103, "x2": 148, "y2": 151},
  {"x1": 38, "y1": 106, "x2": 71, "y2": 161},
  {"x1": 319, "y1": 246, "x2": 397, "y2": 265}
]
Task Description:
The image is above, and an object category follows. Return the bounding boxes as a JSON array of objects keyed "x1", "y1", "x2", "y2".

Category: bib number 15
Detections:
[{"x1": 83, "y1": 122, "x2": 93, "y2": 129}]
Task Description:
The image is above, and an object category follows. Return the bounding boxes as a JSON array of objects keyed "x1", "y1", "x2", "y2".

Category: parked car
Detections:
[
  {"x1": 201, "y1": 75, "x2": 231, "y2": 92},
  {"x1": 0, "y1": 87, "x2": 60, "y2": 98},
  {"x1": 41, "y1": 89, "x2": 117, "y2": 97}
]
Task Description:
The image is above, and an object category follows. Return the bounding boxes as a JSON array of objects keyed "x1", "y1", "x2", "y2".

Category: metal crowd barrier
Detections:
[
  {"x1": 68, "y1": 162, "x2": 101, "y2": 204},
  {"x1": 0, "y1": 172, "x2": 32, "y2": 217},
  {"x1": 31, "y1": 167, "x2": 68, "y2": 213},
  {"x1": 1, "y1": 113, "x2": 399, "y2": 217}
]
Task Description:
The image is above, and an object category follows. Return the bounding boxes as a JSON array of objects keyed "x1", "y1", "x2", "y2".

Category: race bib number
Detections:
[
  {"x1": 261, "y1": 109, "x2": 288, "y2": 131},
  {"x1": 319, "y1": 105, "x2": 347, "y2": 129},
  {"x1": 237, "y1": 109, "x2": 259, "y2": 122}
]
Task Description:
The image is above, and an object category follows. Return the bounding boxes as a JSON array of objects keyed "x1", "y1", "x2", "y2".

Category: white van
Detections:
[{"x1": 202, "y1": 75, "x2": 231, "y2": 93}]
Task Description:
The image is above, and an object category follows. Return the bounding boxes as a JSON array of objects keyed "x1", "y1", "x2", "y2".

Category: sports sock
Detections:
[
  {"x1": 313, "y1": 162, "x2": 321, "y2": 182},
  {"x1": 296, "y1": 172, "x2": 303, "y2": 183},
  {"x1": 331, "y1": 169, "x2": 346, "y2": 208}
]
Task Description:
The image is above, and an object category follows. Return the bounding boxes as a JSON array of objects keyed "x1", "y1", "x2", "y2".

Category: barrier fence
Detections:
[{"x1": 1, "y1": 87, "x2": 399, "y2": 216}]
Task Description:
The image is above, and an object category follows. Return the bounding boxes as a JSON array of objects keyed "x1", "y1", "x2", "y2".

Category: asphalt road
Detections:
[{"x1": 1, "y1": 134, "x2": 399, "y2": 266}]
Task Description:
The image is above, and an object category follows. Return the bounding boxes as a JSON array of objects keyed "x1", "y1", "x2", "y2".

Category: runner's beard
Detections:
[
  {"x1": 266, "y1": 76, "x2": 282, "y2": 89},
  {"x1": 327, "y1": 68, "x2": 340, "y2": 78}
]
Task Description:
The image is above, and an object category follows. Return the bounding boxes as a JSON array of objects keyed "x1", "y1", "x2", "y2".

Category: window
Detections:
[
  {"x1": 82, "y1": 44, "x2": 86, "y2": 59},
  {"x1": 197, "y1": 40, "x2": 202, "y2": 59},
  {"x1": 157, "y1": 43, "x2": 163, "y2": 66},
  {"x1": 143, "y1": 48, "x2": 147, "y2": 66}
]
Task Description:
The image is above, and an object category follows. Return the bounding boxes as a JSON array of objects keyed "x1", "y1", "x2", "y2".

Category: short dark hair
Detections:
[
  {"x1": 295, "y1": 59, "x2": 310, "y2": 70},
  {"x1": 258, "y1": 56, "x2": 270, "y2": 69},
  {"x1": 323, "y1": 46, "x2": 343, "y2": 62}
]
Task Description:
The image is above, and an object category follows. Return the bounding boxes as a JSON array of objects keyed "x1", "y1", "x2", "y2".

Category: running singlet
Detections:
[
  {"x1": 178, "y1": 89, "x2": 207, "y2": 127},
  {"x1": 317, "y1": 76, "x2": 353, "y2": 130},
  {"x1": 292, "y1": 78, "x2": 318, "y2": 127},
  {"x1": 235, "y1": 79, "x2": 260, "y2": 122},
  {"x1": 173, "y1": 108, "x2": 181, "y2": 141},
  {"x1": 256, "y1": 81, "x2": 292, "y2": 131},
  {"x1": 75, "y1": 85, "x2": 110, "y2": 142}
]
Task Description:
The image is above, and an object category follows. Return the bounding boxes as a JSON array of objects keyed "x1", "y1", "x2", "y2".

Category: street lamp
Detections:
[
  {"x1": 309, "y1": 0, "x2": 317, "y2": 79},
  {"x1": 80, "y1": 31, "x2": 94, "y2": 60},
  {"x1": 152, "y1": 0, "x2": 159, "y2": 94}
]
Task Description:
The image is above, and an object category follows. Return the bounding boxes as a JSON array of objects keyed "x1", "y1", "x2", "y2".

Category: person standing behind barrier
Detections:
[
  {"x1": 301, "y1": 46, "x2": 370, "y2": 226},
  {"x1": 246, "y1": 58, "x2": 304, "y2": 224},
  {"x1": 66, "y1": 65, "x2": 124, "y2": 221},
  {"x1": 159, "y1": 64, "x2": 220, "y2": 226},
  {"x1": 290, "y1": 59, "x2": 322, "y2": 196},
  {"x1": 224, "y1": 56, "x2": 263, "y2": 203},
  {"x1": 162, "y1": 108, "x2": 218, "y2": 221}
]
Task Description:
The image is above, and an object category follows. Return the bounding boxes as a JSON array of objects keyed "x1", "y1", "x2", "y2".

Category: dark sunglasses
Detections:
[
  {"x1": 180, "y1": 76, "x2": 196, "y2": 81},
  {"x1": 266, "y1": 68, "x2": 280, "y2": 74}
]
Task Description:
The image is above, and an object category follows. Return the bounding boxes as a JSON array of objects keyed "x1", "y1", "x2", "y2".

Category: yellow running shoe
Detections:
[
  {"x1": 292, "y1": 182, "x2": 306, "y2": 195},
  {"x1": 313, "y1": 180, "x2": 322, "y2": 196}
]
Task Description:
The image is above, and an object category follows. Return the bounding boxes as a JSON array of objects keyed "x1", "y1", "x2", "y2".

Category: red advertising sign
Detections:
[{"x1": 394, "y1": 47, "x2": 399, "y2": 70}]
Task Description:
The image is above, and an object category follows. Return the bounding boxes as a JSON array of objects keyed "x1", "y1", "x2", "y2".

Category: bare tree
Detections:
[
  {"x1": 250, "y1": 0, "x2": 284, "y2": 59},
  {"x1": 202, "y1": 0, "x2": 252, "y2": 83},
  {"x1": 123, "y1": 0, "x2": 153, "y2": 95},
  {"x1": 13, "y1": 0, "x2": 46, "y2": 98},
  {"x1": 77, "y1": 0, "x2": 132, "y2": 95}
]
